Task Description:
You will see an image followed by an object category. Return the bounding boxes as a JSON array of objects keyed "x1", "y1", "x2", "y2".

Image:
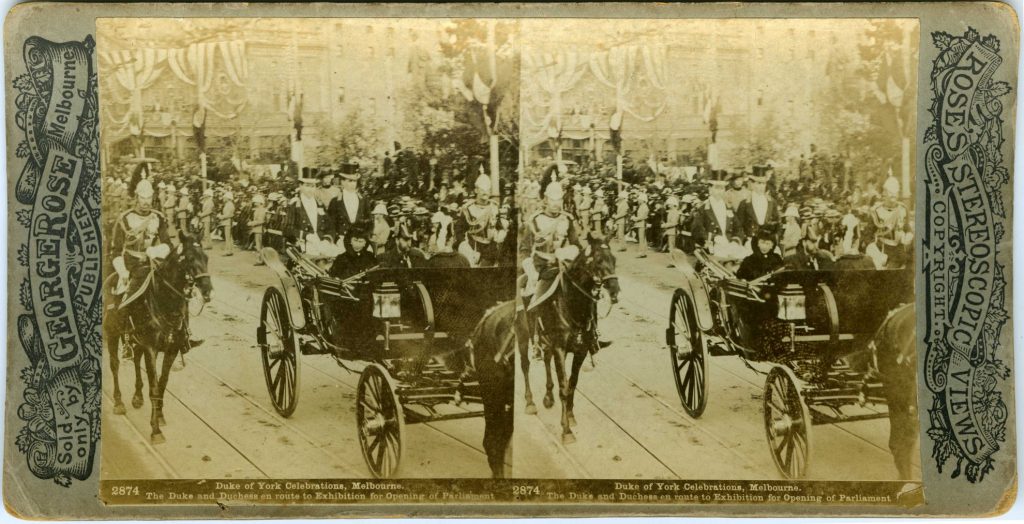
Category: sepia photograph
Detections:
[
  {"x1": 514, "y1": 18, "x2": 920, "y2": 484},
  {"x1": 98, "y1": 17, "x2": 519, "y2": 481}
]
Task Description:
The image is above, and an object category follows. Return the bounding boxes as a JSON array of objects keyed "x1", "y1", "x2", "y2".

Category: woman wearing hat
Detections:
[
  {"x1": 329, "y1": 223, "x2": 376, "y2": 279},
  {"x1": 370, "y1": 201, "x2": 392, "y2": 254},
  {"x1": 737, "y1": 226, "x2": 784, "y2": 281},
  {"x1": 780, "y1": 204, "x2": 802, "y2": 258}
]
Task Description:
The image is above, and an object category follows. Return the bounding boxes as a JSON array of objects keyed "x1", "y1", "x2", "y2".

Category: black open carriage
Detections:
[
  {"x1": 256, "y1": 246, "x2": 514, "y2": 478},
  {"x1": 666, "y1": 248, "x2": 913, "y2": 479}
]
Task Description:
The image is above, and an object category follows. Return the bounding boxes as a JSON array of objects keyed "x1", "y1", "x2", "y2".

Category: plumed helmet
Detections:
[
  {"x1": 135, "y1": 178, "x2": 155, "y2": 200},
  {"x1": 475, "y1": 172, "x2": 491, "y2": 194},
  {"x1": 544, "y1": 179, "x2": 564, "y2": 201},
  {"x1": 883, "y1": 169, "x2": 900, "y2": 197}
]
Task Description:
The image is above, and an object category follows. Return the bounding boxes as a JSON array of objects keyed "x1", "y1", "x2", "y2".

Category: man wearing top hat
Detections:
[
  {"x1": 287, "y1": 176, "x2": 333, "y2": 246},
  {"x1": 460, "y1": 171, "x2": 499, "y2": 267},
  {"x1": 691, "y1": 178, "x2": 737, "y2": 249},
  {"x1": 734, "y1": 174, "x2": 779, "y2": 243},
  {"x1": 328, "y1": 162, "x2": 369, "y2": 245}
]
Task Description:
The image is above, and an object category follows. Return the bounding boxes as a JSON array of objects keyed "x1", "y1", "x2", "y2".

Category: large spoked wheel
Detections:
[
  {"x1": 667, "y1": 289, "x2": 708, "y2": 417},
  {"x1": 258, "y1": 287, "x2": 300, "y2": 417},
  {"x1": 763, "y1": 365, "x2": 812, "y2": 479},
  {"x1": 356, "y1": 363, "x2": 405, "y2": 479}
]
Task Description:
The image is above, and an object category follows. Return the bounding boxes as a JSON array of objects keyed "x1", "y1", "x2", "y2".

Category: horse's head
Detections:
[
  {"x1": 177, "y1": 230, "x2": 213, "y2": 302},
  {"x1": 582, "y1": 234, "x2": 619, "y2": 303},
  {"x1": 567, "y1": 233, "x2": 619, "y2": 303}
]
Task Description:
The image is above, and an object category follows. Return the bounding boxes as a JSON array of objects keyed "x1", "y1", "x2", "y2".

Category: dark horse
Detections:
[
  {"x1": 467, "y1": 300, "x2": 516, "y2": 478},
  {"x1": 519, "y1": 236, "x2": 617, "y2": 444},
  {"x1": 872, "y1": 302, "x2": 918, "y2": 479},
  {"x1": 104, "y1": 231, "x2": 212, "y2": 443}
]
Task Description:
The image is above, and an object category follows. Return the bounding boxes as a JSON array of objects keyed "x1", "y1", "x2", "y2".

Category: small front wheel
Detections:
[
  {"x1": 667, "y1": 289, "x2": 708, "y2": 418},
  {"x1": 258, "y1": 287, "x2": 299, "y2": 417},
  {"x1": 763, "y1": 365, "x2": 812, "y2": 479},
  {"x1": 356, "y1": 363, "x2": 405, "y2": 478}
]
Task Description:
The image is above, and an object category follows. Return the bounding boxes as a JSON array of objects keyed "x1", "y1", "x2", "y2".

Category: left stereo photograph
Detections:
[{"x1": 97, "y1": 17, "x2": 521, "y2": 487}]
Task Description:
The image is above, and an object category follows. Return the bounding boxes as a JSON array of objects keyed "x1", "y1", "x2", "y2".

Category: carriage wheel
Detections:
[
  {"x1": 667, "y1": 289, "x2": 708, "y2": 418},
  {"x1": 258, "y1": 287, "x2": 300, "y2": 417},
  {"x1": 763, "y1": 365, "x2": 812, "y2": 479},
  {"x1": 356, "y1": 363, "x2": 405, "y2": 479}
]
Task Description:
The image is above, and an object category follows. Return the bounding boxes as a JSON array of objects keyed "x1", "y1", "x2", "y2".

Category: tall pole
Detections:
[{"x1": 487, "y1": 20, "x2": 500, "y2": 197}]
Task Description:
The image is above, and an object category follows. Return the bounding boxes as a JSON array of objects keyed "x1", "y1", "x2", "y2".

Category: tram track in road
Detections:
[
  {"x1": 172, "y1": 351, "x2": 365, "y2": 477},
  {"x1": 101, "y1": 389, "x2": 181, "y2": 479},
  {"x1": 201, "y1": 275, "x2": 497, "y2": 474}
]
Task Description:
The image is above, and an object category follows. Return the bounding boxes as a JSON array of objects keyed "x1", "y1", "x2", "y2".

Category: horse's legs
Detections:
[
  {"x1": 480, "y1": 369, "x2": 513, "y2": 479},
  {"x1": 518, "y1": 336, "x2": 537, "y2": 415},
  {"x1": 150, "y1": 346, "x2": 177, "y2": 444},
  {"x1": 565, "y1": 351, "x2": 587, "y2": 429},
  {"x1": 132, "y1": 342, "x2": 146, "y2": 409},
  {"x1": 542, "y1": 346, "x2": 555, "y2": 409},
  {"x1": 107, "y1": 330, "x2": 126, "y2": 415},
  {"x1": 550, "y1": 344, "x2": 575, "y2": 444}
]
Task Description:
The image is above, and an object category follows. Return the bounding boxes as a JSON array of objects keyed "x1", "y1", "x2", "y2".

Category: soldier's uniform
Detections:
[
  {"x1": 460, "y1": 173, "x2": 499, "y2": 267},
  {"x1": 111, "y1": 179, "x2": 172, "y2": 308},
  {"x1": 577, "y1": 186, "x2": 593, "y2": 235},
  {"x1": 220, "y1": 191, "x2": 236, "y2": 256},
  {"x1": 176, "y1": 186, "x2": 192, "y2": 234},
  {"x1": 198, "y1": 189, "x2": 214, "y2": 248},
  {"x1": 520, "y1": 180, "x2": 580, "y2": 308},
  {"x1": 248, "y1": 194, "x2": 267, "y2": 265},
  {"x1": 162, "y1": 184, "x2": 178, "y2": 236}
]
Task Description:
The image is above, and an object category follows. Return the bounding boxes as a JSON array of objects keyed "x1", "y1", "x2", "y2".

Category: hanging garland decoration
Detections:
[
  {"x1": 520, "y1": 48, "x2": 589, "y2": 149},
  {"x1": 98, "y1": 40, "x2": 249, "y2": 143}
]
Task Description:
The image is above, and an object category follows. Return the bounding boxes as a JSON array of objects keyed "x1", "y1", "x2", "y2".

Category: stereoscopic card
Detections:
[{"x1": 3, "y1": 2, "x2": 1018, "y2": 518}]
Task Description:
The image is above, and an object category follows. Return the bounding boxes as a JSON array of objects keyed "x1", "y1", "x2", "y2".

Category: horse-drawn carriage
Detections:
[
  {"x1": 256, "y1": 246, "x2": 515, "y2": 478},
  {"x1": 667, "y1": 248, "x2": 914, "y2": 479}
]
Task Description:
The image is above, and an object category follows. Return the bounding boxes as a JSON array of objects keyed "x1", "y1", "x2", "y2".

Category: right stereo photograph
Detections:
[{"x1": 513, "y1": 17, "x2": 920, "y2": 485}]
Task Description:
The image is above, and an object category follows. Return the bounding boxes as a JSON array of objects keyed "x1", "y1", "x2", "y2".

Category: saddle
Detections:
[
  {"x1": 526, "y1": 268, "x2": 563, "y2": 312},
  {"x1": 117, "y1": 269, "x2": 156, "y2": 310}
]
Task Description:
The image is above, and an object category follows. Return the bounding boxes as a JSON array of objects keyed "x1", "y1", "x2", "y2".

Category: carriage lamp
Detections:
[
  {"x1": 373, "y1": 283, "x2": 402, "y2": 319},
  {"x1": 777, "y1": 284, "x2": 806, "y2": 321}
]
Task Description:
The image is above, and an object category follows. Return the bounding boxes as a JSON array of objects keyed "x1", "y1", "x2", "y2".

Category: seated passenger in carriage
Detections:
[
  {"x1": 379, "y1": 223, "x2": 427, "y2": 269},
  {"x1": 784, "y1": 235, "x2": 834, "y2": 271},
  {"x1": 736, "y1": 227, "x2": 783, "y2": 281},
  {"x1": 329, "y1": 224, "x2": 376, "y2": 280}
]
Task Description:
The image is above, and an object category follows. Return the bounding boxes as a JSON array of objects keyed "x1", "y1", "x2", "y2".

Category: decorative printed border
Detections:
[
  {"x1": 11, "y1": 36, "x2": 102, "y2": 486},
  {"x1": 922, "y1": 28, "x2": 1011, "y2": 483}
]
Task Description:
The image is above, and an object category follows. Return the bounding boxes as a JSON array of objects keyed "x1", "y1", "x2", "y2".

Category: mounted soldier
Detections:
[
  {"x1": 110, "y1": 176, "x2": 172, "y2": 307},
  {"x1": 520, "y1": 176, "x2": 579, "y2": 307},
  {"x1": 460, "y1": 171, "x2": 499, "y2": 267}
]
